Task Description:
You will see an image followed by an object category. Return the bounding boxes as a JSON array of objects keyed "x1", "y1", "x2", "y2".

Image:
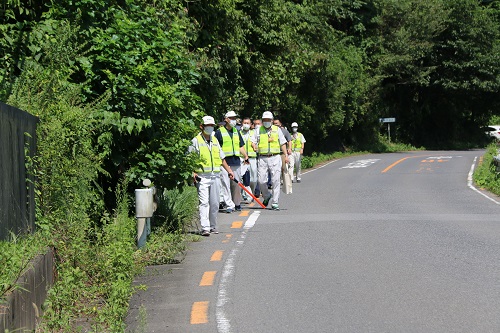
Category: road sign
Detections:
[
  {"x1": 379, "y1": 117, "x2": 396, "y2": 142},
  {"x1": 379, "y1": 117, "x2": 396, "y2": 123}
]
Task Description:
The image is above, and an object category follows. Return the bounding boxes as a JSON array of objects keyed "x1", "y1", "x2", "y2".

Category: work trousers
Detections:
[
  {"x1": 258, "y1": 154, "x2": 281, "y2": 206},
  {"x1": 196, "y1": 174, "x2": 220, "y2": 232},
  {"x1": 290, "y1": 152, "x2": 302, "y2": 180},
  {"x1": 243, "y1": 157, "x2": 258, "y2": 197},
  {"x1": 221, "y1": 164, "x2": 242, "y2": 209}
]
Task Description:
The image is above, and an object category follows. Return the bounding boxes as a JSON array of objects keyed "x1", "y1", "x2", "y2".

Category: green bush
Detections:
[
  {"x1": 473, "y1": 144, "x2": 500, "y2": 196},
  {"x1": 490, "y1": 115, "x2": 500, "y2": 125},
  {"x1": 4, "y1": 21, "x2": 139, "y2": 332}
]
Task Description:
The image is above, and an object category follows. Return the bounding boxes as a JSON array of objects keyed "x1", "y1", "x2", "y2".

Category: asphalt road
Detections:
[{"x1": 127, "y1": 150, "x2": 500, "y2": 333}]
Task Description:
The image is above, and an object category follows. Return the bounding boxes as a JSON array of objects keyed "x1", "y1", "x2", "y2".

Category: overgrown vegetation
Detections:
[
  {"x1": 0, "y1": 232, "x2": 48, "y2": 299},
  {"x1": 0, "y1": 20, "x2": 198, "y2": 332},
  {"x1": 473, "y1": 144, "x2": 500, "y2": 196}
]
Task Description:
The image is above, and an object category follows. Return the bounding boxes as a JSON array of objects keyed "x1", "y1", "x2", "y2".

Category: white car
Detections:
[{"x1": 485, "y1": 125, "x2": 500, "y2": 140}]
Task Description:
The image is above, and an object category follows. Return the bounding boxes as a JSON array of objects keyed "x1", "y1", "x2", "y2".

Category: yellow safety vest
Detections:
[
  {"x1": 243, "y1": 129, "x2": 257, "y2": 157},
  {"x1": 219, "y1": 127, "x2": 240, "y2": 157},
  {"x1": 292, "y1": 132, "x2": 304, "y2": 152},
  {"x1": 196, "y1": 134, "x2": 222, "y2": 173},
  {"x1": 258, "y1": 125, "x2": 280, "y2": 154}
]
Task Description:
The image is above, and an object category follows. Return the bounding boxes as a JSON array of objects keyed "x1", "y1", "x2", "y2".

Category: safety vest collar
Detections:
[
  {"x1": 219, "y1": 126, "x2": 241, "y2": 157},
  {"x1": 196, "y1": 134, "x2": 222, "y2": 173}
]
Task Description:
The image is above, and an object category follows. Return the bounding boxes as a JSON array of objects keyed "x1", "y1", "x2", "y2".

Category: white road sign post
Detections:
[{"x1": 379, "y1": 118, "x2": 396, "y2": 142}]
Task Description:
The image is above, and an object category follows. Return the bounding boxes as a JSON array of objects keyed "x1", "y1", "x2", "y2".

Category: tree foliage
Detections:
[{"x1": 2, "y1": 0, "x2": 499, "y2": 187}]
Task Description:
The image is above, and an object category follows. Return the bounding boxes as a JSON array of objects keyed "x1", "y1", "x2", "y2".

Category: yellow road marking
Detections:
[
  {"x1": 249, "y1": 202, "x2": 255, "y2": 207},
  {"x1": 422, "y1": 159, "x2": 449, "y2": 163},
  {"x1": 199, "y1": 271, "x2": 217, "y2": 286},
  {"x1": 239, "y1": 210, "x2": 250, "y2": 217},
  {"x1": 210, "y1": 250, "x2": 224, "y2": 261},
  {"x1": 222, "y1": 234, "x2": 233, "y2": 243},
  {"x1": 382, "y1": 155, "x2": 426, "y2": 173},
  {"x1": 382, "y1": 157, "x2": 411, "y2": 173},
  {"x1": 231, "y1": 221, "x2": 244, "y2": 229},
  {"x1": 190, "y1": 301, "x2": 209, "y2": 324}
]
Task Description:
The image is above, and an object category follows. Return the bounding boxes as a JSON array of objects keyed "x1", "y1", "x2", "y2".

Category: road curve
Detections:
[{"x1": 225, "y1": 150, "x2": 500, "y2": 333}]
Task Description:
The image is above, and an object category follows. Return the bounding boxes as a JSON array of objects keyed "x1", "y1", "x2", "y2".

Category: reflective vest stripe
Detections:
[
  {"x1": 292, "y1": 133, "x2": 303, "y2": 152},
  {"x1": 258, "y1": 125, "x2": 280, "y2": 154},
  {"x1": 196, "y1": 134, "x2": 222, "y2": 173},
  {"x1": 219, "y1": 127, "x2": 240, "y2": 157},
  {"x1": 243, "y1": 129, "x2": 257, "y2": 157}
]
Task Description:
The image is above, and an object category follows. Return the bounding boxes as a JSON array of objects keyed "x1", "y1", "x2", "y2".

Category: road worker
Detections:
[
  {"x1": 240, "y1": 117, "x2": 258, "y2": 202},
  {"x1": 252, "y1": 118, "x2": 263, "y2": 198},
  {"x1": 251, "y1": 111, "x2": 289, "y2": 210},
  {"x1": 189, "y1": 116, "x2": 234, "y2": 236},
  {"x1": 272, "y1": 118, "x2": 293, "y2": 187},
  {"x1": 215, "y1": 111, "x2": 249, "y2": 213},
  {"x1": 289, "y1": 122, "x2": 306, "y2": 182},
  {"x1": 253, "y1": 118, "x2": 262, "y2": 130}
]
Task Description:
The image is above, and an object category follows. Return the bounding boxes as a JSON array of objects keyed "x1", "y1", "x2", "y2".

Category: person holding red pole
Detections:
[{"x1": 189, "y1": 116, "x2": 234, "y2": 236}]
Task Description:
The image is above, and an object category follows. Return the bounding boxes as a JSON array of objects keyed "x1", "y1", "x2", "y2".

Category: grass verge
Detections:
[{"x1": 473, "y1": 143, "x2": 500, "y2": 196}]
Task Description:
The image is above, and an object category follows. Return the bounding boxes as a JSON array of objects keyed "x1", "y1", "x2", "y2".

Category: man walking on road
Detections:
[
  {"x1": 273, "y1": 118, "x2": 293, "y2": 193},
  {"x1": 252, "y1": 118, "x2": 263, "y2": 198},
  {"x1": 251, "y1": 111, "x2": 289, "y2": 210},
  {"x1": 190, "y1": 116, "x2": 234, "y2": 236},
  {"x1": 215, "y1": 111, "x2": 249, "y2": 213},
  {"x1": 289, "y1": 122, "x2": 306, "y2": 182},
  {"x1": 240, "y1": 117, "x2": 258, "y2": 202}
]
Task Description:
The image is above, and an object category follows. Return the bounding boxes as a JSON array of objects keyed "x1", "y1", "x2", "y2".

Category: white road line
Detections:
[
  {"x1": 467, "y1": 157, "x2": 500, "y2": 205},
  {"x1": 301, "y1": 159, "x2": 339, "y2": 175},
  {"x1": 340, "y1": 159, "x2": 380, "y2": 169},
  {"x1": 244, "y1": 210, "x2": 260, "y2": 229},
  {"x1": 216, "y1": 210, "x2": 260, "y2": 333}
]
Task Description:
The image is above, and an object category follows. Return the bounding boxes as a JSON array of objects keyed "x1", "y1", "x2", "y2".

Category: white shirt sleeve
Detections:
[
  {"x1": 218, "y1": 144, "x2": 226, "y2": 160},
  {"x1": 278, "y1": 128, "x2": 287, "y2": 146},
  {"x1": 250, "y1": 130, "x2": 259, "y2": 144},
  {"x1": 188, "y1": 136, "x2": 199, "y2": 154}
]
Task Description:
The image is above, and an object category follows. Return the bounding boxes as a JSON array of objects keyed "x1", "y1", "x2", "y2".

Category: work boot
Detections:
[{"x1": 262, "y1": 195, "x2": 272, "y2": 207}]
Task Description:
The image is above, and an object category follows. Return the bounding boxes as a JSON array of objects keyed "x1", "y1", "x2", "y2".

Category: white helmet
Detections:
[
  {"x1": 291, "y1": 122, "x2": 298, "y2": 128},
  {"x1": 202, "y1": 116, "x2": 216, "y2": 125},
  {"x1": 262, "y1": 111, "x2": 274, "y2": 119}
]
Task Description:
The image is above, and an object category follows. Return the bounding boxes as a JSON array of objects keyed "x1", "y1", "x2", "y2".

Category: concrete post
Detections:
[{"x1": 135, "y1": 179, "x2": 156, "y2": 248}]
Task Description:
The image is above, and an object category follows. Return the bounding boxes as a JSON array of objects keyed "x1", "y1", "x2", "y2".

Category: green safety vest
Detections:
[
  {"x1": 242, "y1": 129, "x2": 257, "y2": 157},
  {"x1": 219, "y1": 126, "x2": 240, "y2": 157},
  {"x1": 292, "y1": 132, "x2": 304, "y2": 152},
  {"x1": 258, "y1": 125, "x2": 281, "y2": 154},
  {"x1": 196, "y1": 134, "x2": 222, "y2": 173}
]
